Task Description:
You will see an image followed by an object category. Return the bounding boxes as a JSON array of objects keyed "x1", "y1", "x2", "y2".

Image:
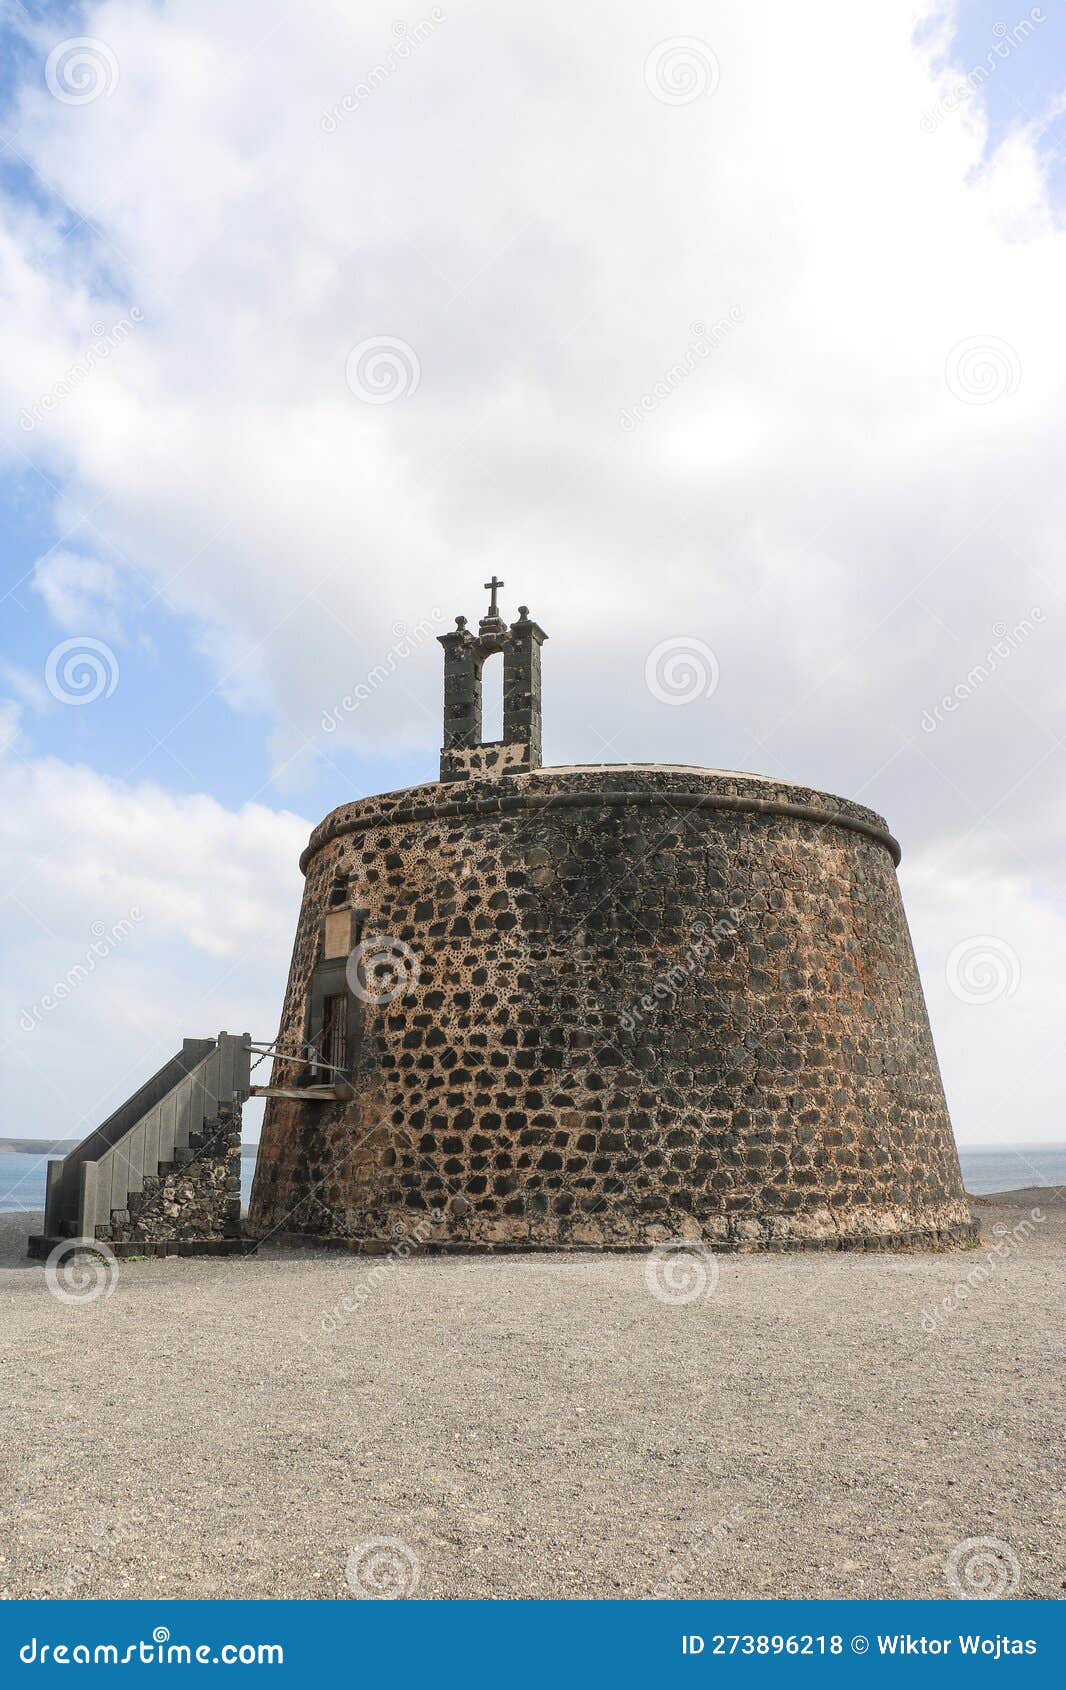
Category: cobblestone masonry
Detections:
[
  {"x1": 249, "y1": 767, "x2": 976, "y2": 1251},
  {"x1": 108, "y1": 1104, "x2": 243, "y2": 1253}
]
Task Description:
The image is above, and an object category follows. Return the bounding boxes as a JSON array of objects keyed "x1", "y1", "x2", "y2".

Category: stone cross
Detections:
[{"x1": 483, "y1": 575, "x2": 505, "y2": 617}]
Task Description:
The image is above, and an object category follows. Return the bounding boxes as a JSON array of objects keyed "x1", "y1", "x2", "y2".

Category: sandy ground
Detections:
[{"x1": 1, "y1": 1193, "x2": 1063, "y2": 1602}]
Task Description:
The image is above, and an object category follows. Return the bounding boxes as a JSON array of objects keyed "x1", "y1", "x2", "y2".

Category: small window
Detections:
[{"x1": 320, "y1": 994, "x2": 348, "y2": 1074}]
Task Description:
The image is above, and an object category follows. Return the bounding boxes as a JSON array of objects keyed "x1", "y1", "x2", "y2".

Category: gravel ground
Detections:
[{"x1": 1, "y1": 1193, "x2": 1063, "y2": 1601}]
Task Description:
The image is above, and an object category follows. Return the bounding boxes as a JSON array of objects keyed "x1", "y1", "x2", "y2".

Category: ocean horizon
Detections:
[{"x1": 2, "y1": 1144, "x2": 1063, "y2": 1217}]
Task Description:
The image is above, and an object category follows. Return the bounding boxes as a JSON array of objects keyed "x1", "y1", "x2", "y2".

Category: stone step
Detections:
[{"x1": 30, "y1": 1232, "x2": 257, "y2": 1260}]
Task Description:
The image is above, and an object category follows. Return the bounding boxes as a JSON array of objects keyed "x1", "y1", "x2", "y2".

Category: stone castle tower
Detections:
[{"x1": 249, "y1": 584, "x2": 975, "y2": 1252}]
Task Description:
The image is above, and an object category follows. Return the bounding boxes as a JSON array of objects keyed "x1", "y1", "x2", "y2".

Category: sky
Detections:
[{"x1": 0, "y1": 0, "x2": 1063, "y2": 1151}]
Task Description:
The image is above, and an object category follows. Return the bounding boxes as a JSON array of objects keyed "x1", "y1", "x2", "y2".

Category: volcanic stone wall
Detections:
[
  {"x1": 107, "y1": 1103, "x2": 244, "y2": 1255},
  {"x1": 249, "y1": 767, "x2": 975, "y2": 1251}
]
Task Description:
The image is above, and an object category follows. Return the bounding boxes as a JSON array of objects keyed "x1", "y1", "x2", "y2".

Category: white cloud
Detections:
[
  {"x1": 0, "y1": 3, "x2": 1059, "y2": 789},
  {"x1": 31, "y1": 549, "x2": 124, "y2": 638},
  {"x1": 0, "y1": 700, "x2": 23, "y2": 757},
  {"x1": 0, "y1": 751, "x2": 308, "y2": 1144},
  {"x1": 902, "y1": 844, "x2": 1066, "y2": 1148},
  {"x1": 0, "y1": 663, "x2": 50, "y2": 715},
  {"x1": 0, "y1": 1, "x2": 1063, "y2": 1143}
]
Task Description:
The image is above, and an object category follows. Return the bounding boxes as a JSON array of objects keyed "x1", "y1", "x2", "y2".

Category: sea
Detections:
[
  {"x1": 1, "y1": 1146, "x2": 1063, "y2": 1215},
  {"x1": 1, "y1": 1152, "x2": 258, "y2": 1216}
]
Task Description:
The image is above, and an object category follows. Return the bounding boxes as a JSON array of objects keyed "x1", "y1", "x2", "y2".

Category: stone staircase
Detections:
[{"x1": 27, "y1": 1032, "x2": 253, "y2": 1259}]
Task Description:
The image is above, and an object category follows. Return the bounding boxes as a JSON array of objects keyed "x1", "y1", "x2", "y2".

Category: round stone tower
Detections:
[{"x1": 249, "y1": 586, "x2": 975, "y2": 1252}]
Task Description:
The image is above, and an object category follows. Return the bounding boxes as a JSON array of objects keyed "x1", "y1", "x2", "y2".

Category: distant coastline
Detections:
[
  {"x1": 0, "y1": 1139, "x2": 80, "y2": 1156},
  {"x1": 2, "y1": 1139, "x2": 1061, "y2": 1159},
  {"x1": 1, "y1": 1142, "x2": 1062, "y2": 1194}
]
